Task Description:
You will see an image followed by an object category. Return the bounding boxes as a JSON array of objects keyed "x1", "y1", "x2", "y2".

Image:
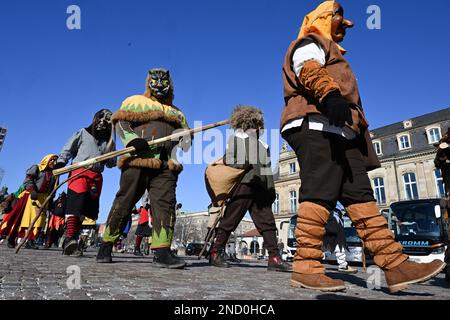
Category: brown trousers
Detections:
[
  {"x1": 105, "y1": 167, "x2": 178, "y2": 248},
  {"x1": 213, "y1": 183, "x2": 279, "y2": 257}
]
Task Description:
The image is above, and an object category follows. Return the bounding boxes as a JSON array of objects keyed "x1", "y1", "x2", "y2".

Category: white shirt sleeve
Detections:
[{"x1": 292, "y1": 39, "x2": 326, "y2": 77}]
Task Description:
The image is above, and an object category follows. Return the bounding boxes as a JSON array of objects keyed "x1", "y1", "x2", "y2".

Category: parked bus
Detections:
[
  {"x1": 388, "y1": 199, "x2": 449, "y2": 264},
  {"x1": 284, "y1": 212, "x2": 364, "y2": 263}
]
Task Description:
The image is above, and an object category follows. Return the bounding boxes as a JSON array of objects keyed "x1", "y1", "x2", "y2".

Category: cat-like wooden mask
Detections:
[{"x1": 148, "y1": 68, "x2": 171, "y2": 99}]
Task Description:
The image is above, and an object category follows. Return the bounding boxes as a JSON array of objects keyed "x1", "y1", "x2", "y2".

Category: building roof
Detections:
[
  {"x1": 371, "y1": 107, "x2": 450, "y2": 138},
  {"x1": 367, "y1": 107, "x2": 450, "y2": 160},
  {"x1": 238, "y1": 228, "x2": 261, "y2": 238},
  {"x1": 177, "y1": 211, "x2": 209, "y2": 217}
]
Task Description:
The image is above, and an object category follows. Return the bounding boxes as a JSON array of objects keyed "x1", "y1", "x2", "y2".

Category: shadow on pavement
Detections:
[
  {"x1": 106, "y1": 260, "x2": 153, "y2": 264},
  {"x1": 327, "y1": 272, "x2": 368, "y2": 288},
  {"x1": 185, "y1": 262, "x2": 267, "y2": 270},
  {"x1": 316, "y1": 293, "x2": 366, "y2": 300},
  {"x1": 387, "y1": 289, "x2": 435, "y2": 297},
  {"x1": 424, "y1": 277, "x2": 450, "y2": 289}
]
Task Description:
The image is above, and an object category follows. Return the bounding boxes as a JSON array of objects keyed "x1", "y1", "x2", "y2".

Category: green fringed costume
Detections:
[{"x1": 102, "y1": 92, "x2": 189, "y2": 249}]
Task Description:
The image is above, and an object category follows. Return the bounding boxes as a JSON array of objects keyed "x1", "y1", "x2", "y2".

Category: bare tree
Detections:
[{"x1": 174, "y1": 217, "x2": 195, "y2": 246}]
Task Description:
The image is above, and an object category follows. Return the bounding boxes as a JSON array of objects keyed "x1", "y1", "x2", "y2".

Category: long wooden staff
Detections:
[
  {"x1": 53, "y1": 120, "x2": 230, "y2": 176},
  {"x1": 198, "y1": 168, "x2": 250, "y2": 260},
  {"x1": 362, "y1": 242, "x2": 367, "y2": 272},
  {"x1": 198, "y1": 205, "x2": 225, "y2": 260},
  {"x1": 16, "y1": 119, "x2": 229, "y2": 253},
  {"x1": 15, "y1": 168, "x2": 90, "y2": 254}
]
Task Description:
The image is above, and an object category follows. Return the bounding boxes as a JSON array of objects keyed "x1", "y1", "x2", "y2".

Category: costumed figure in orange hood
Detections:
[{"x1": 280, "y1": 1, "x2": 445, "y2": 293}]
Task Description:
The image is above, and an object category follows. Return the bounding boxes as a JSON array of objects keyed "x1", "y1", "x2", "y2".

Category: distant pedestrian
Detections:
[
  {"x1": 134, "y1": 204, "x2": 152, "y2": 256},
  {"x1": 323, "y1": 208, "x2": 357, "y2": 274},
  {"x1": 277, "y1": 240, "x2": 285, "y2": 258},
  {"x1": 226, "y1": 241, "x2": 240, "y2": 263},
  {"x1": 44, "y1": 192, "x2": 66, "y2": 249}
]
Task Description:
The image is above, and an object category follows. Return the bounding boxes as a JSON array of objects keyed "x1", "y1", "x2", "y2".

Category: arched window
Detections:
[
  {"x1": 403, "y1": 172, "x2": 419, "y2": 200},
  {"x1": 239, "y1": 241, "x2": 248, "y2": 255},
  {"x1": 250, "y1": 240, "x2": 260, "y2": 255}
]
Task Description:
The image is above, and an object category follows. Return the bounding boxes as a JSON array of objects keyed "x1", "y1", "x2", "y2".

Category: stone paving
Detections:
[{"x1": 0, "y1": 245, "x2": 449, "y2": 300}]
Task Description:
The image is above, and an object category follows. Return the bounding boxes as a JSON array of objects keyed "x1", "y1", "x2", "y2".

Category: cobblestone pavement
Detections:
[{"x1": 0, "y1": 245, "x2": 449, "y2": 300}]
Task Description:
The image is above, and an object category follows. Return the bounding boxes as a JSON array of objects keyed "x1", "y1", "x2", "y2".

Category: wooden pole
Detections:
[
  {"x1": 198, "y1": 206, "x2": 224, "y2": 260},
  {"x1": 53, "y1": 119, "x2": 230, "y2": 176}
]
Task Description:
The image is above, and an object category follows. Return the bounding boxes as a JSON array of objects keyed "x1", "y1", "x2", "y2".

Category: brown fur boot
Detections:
[
  {"x1": 291, "y1": 273, "x2": 346, "y2": 292},
  {"x1": 346, "y1": 202, "x2": 408, "y2": 269},
  {"x1": 291, "y1": 202, "x2": 345, "y2": 291},
  {"x1": 293, "y1": 201, "x2": 330, "y2": 274},
  {"x1": 384, "y1": 259, "x2": 446, "y2": 293}
]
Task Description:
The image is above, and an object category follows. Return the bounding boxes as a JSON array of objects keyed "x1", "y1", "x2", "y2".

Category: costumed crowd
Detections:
[{"x1": 0, "y1": 1, "x2": 448, "y2": 294}]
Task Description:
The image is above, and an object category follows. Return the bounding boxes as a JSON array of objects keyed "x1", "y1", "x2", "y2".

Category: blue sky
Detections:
[{"x1": 0, "y1": 0, "x2": 449, "y2": 223}]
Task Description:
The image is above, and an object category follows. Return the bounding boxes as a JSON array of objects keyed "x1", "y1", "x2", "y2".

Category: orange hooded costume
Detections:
[{"x1": 282, "y1": 1, "x2": 445, "y2": 293}]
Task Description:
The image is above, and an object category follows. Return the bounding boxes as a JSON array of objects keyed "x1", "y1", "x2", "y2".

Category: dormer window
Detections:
[
  {"x1": 426, "y1": 127, "x2": 442, "y2": 144},
  {"x1": 373, "y1": 141, "x2": 382, "y2": 156},
  {"x1": 397, "y1": 133, "x2": 411, "y2": 150}
]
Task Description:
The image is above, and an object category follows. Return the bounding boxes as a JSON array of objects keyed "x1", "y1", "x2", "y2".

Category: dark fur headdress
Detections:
[{"x1": 230, "y1": 105, "x2": 265, "y2": 132}]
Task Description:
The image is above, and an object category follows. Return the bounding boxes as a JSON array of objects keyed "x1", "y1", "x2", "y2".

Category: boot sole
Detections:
[
  {"x1": 291, "y1": 279, "x2": 346, "y2": 292},
  {"x1": 69, "y1": 251, "x2": 83, "y2": 257},
  {"x1": 152, "y1": 262, "x2": 186, "y2": 269},
  {"x1": 268, "y1": 267, "x2": 292, "y2": 272},
  {"x1": 96, "y1": 258, "x2": 112, "y2": 263},
  {"x1": 211, "y1": 264, "x2": 230, "y2": 268},
  {"x1": 388, "y1": 262, "x2": 446, "y2": 294},
  {"x1": 337, "y1": 269, "x2": 358, "y2": 274},
  {"x1": 63, "y1": 241, "x2": 78, "y2": 256}
]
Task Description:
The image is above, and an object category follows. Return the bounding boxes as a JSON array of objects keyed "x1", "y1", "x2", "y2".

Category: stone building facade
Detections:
[
  {"x1": 271, "y1": 142, "x2": 301, "y2": 246},
  {"x1": 367, "y1": 108, "x2": 449, "y2": 210}
]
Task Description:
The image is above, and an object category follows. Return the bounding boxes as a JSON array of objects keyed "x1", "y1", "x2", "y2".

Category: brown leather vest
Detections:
[{"x1": 280, "y1": 33, "x2": 380, "y2": 171}]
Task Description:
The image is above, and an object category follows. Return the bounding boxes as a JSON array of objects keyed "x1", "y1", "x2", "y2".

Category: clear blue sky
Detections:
[{"x1": 1, "y1": 0, "x2": 449, "y2": 223}]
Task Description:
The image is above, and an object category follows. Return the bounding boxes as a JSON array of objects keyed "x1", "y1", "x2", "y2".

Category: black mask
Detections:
[
  {"x1": 148, "y1": 69, "x2": 171, "y2": 99},
  {"x1": 88, "y1": 109, "x2": 113, "y2": 141}
]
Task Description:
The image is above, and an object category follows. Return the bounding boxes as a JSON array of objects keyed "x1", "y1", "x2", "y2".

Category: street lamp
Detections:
[{"x1": 0, "y1": 128, "x2": 6, "y2": 153}]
